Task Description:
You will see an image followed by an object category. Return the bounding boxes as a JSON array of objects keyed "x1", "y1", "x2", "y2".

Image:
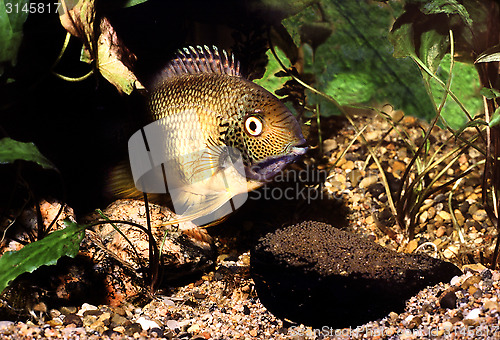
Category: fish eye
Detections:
[{"x1": 244, "y1": 115, "x2": 263, "y2": 136}]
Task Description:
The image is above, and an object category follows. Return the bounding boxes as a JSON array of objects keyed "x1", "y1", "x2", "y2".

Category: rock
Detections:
[
  {"x1": 63, "y1": 313, "x2": 83, "y2": 327},
  {"x1": 465, "y1": 308, "x2": 481, "y2": 320},
  {"x1": 443, "y1": 245, "x2": 459, "y2": 259},
  {"x1": 136, "y1": 316, "x2": 159, "y2": 331},
  {"x1": 322, "y1": 138, "x2": 337, "y2": 153},
  {"x1": 439, "y1": 290, "x2": 457, "y2": 309},
  {"x1": 166, "y1": 319, "x2": 180, "y2": 330},
  {"x1": 461, "y1": 275, "x2": 481, "y2": 289},
  {"x1": 438, "y1": 211, "x2": 451, "y2": 221},
  {"x1": 251, "y1": 221, "x2": 462, "y2": 328},
  {"x1": 80, "y1": 199, "x2": 216, "y2": 304},
  {"x1": 359, "y1": 176, "x2": 377, "y2": 189},
  {"x1": 472, "y1": 209, "x2": 488, "y2": 222}
]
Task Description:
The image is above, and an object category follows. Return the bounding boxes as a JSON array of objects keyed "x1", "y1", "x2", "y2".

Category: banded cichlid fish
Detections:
[{"x1": 112, "y1": 46, "x2": 306, "y2": 226}]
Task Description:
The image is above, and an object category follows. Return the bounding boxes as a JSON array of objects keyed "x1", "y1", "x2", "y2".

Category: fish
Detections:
[{"x1": 110, "y1": 45, "x2": 306, "y2": 226}]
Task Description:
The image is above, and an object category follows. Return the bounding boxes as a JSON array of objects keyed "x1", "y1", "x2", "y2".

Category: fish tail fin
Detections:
[
  {"x1": 106, "y1": 161, "x2": 168, "y2": 204},
  {"x1": 106, "y1": 160, "x2": 143, "y2": 200}
]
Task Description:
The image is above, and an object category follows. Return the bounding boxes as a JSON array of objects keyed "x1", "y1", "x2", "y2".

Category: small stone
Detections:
[
  {"x1": 468, "y1": 286, "x2": 478, "y2": 296},
  {"x1": 193, "y1": 292, "x2": 207, "y2": 299},
  {"x1": 438, "y1": 210, "x2": 451, "y2": 221},
  {"x1": 136, "y1": 316, "x2": 159, "y2": 331},
  {"x1": 359, "y1": 176, "x2": 377, "y2": 189},
  {"x1": 472, "y1": 288, "x2": 483, "y2": 299},
  {"x1": 197, "y1": 331, "x2": 212, "y2": 340},
  {"x1": 49, "y1": 309, "x2": 61, "y2": 318},
  {"x1": 63, "y1": 313, "x2": 83, "y2": 327},
  {"x1": 113, "y1": 326, "x2": 126, "y2": 333},
  {"x1": 481, "y1": 269, "x2": 493, "y2": 279},
  {"x1": 110, "y1": 313, "x2": 128, "y2": 328},
  {"x1": 0, "y1": 321, "x2": 14, "y2": 330},
  {"x1": 166, "y1": 319, "x2": 180, "y2": 330},
  {"x1": 342, "y1": 160, "x2": 355, "y2": 170},
  {"x1": 77, "y1": 303, "x2": 98, "y2": 317},
  {"x1": 439, "y1": 290, "x2": 457, "y2": 309},
  {"x1": 60, "y1": 306, "x2": 78, "y2": 315},
  {"x1": 454, "y1": 210, "x2": 465, "y2": 226},
  {"x1": 46, "y1": 318, "x2": 64, "y2": 327},
  {"x1": 472, "y1": 209, "x2": 488, "y2": 222},
  {"x1": 347, "y1": 169, "x2": 363, "y2": 187},
  {"x1": 323, "y1": 138, "x2": 337, "y2": 152},
  {"x1": 427, "y1": 206, "x2": 436, "y2": 219},
  {"x1": 483, "y1": 299, "x2": 499, "y2": 311},
  {"x1": 249, "y1": 329, "x2": 258, "y2": 337},
  {"x1": 419, "y1": 211, "x2": 428, "y2": 224},
  {"x1": 33, "y1": 302, "x2": 47, "y2": 313},
  {"x1": 391, "y1": 160, "x2": 406, "y2": 174},
  {"x1": 461, "y1": 275, "x2": 481, "y2": 289},
  {"x1": 124, "y1": 323, "x2": 142, "y2": 336},
  {"x1": 435, "y1": 226, "x2": 446, "y2": 238},
  {"x1": 450, "y1": 276, "x2": 462, "y2": 286},
  {"x1": 187, "y1": 323, "x2": 201, "y2": 333},
  {"x1": 465, "y1": 308, "x2": 481, "y2": 320},
  {"x1": 82, "y1": 314, "x2": 98, "y2": 327},
  {"x1": 443, "y1": 245, "x2": 459, "y2": 259},
  {"x1": 406, "y1": 239, "x2": 418, "y2": 253},
  {"x1": 162, "y1": 298, "x2": 175, "y2": 307}
]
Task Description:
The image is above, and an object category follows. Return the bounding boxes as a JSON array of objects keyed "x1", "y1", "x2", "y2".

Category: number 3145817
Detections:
[{"x1": 5, "y1": 2, "x2": 61, "y2": 14}]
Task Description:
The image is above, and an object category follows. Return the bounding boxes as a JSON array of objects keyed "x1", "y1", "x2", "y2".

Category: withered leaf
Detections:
[{"x1": 58, "y1": 0, "x2": 144, "y2": 94}]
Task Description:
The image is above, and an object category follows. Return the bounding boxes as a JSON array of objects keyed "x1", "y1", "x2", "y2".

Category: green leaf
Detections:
[
  {"x1": 489, "y1": 107, "x2": 500, "y2": 128},
  {"x1": 418, "y1": 29, "x2": 449, "y2": 76},
  {"x1": 122, "y1": 0, "x2": 148, "y2": 7},
  {"x1": 388, "y1": 23, "x2": 417, "y2": 59},
  {"x1": 0, "y1": 220, "x2": 86, "y2": 293},
  {"x1": 253, "y1": 48, "x2": 292, "y2": 97},
  {"x1": 420, "y1": 0, "x2": 472, "y2": 26},
  {"x1": 480, "y1": 87, "x2": 500, "y2": 99},
  {"x1": 0, "y1": 137, "x2": 57, "y2": 170},
  {"x1": 0, "y1": 0, "x2": 30, "y2": 76}
]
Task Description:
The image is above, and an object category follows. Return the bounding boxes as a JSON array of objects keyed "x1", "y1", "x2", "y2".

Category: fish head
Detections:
[{"x1": 226, "y1": 81, "x2": 307, "y2": 182}]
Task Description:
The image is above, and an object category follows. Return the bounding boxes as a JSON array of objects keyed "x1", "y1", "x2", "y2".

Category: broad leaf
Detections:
[
  {"x1": 0, "y1": 137, "x2": 57, "y2": 170},
  {"x1": 480, "y1": 87, "x2": 500, "y2": 99},
  {"x1": 0, "y1": 0, "x2": 29, "y2": 76},
  {"x1": 0, "y1": 220, "x2": 86, "y2": 293},
  {"x1": 489, "y1": 107, "x2": 500, "y2": 128}
]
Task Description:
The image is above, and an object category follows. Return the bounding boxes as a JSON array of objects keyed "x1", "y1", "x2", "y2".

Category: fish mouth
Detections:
[{"x1": 245, "y1": 143, "x2": 308, "y2": 182}]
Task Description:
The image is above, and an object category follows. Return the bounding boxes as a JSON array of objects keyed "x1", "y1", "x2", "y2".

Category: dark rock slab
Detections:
[{"x1": 251, "y1": 221, "x2": 462, "y2": 328}]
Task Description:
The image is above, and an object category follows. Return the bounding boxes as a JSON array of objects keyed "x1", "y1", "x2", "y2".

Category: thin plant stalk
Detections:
[{"x1": 268, "y1": 43, "x2": 398, "y2": 218}]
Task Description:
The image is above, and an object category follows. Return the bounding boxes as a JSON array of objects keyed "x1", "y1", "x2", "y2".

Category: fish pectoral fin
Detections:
[{"x1": 168, "y1": 187, "x2": 242, "y2": 227}]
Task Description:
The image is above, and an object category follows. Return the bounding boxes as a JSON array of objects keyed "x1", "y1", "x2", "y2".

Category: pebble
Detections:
[
  {"x1": 166, "y1": 320, "x2": 180, "y2": 330},
  {"x1": 419, "y1": 211, "x2": 428, "y2": 224},
  {"x1": 465, "y1": 308, "x2": 481, "y2": 320},
  {"x1": 136, "y1": 316, "x2": 160, "y2": 331},
  {"x1": 187, "y1": 323, "x2": 201, "y2": 333},
  {"x1": 77, "y1": 303, "x2": 98, "y2": 316},
  {"x1": 472, "y1": 209, "x2": 488, "y2": 222},
  {"x1": 443, "y1": 245, "x2": 459, "y2": 259},
  {"x1": 359, "y1": 176, "x2": 377, "y2": 189},
  {"x1": 438, "y1": 210, "x2": 451, "y2": 221},
  {"x1": 0, "y1": 321, "x2": 14, "y2": 330}
]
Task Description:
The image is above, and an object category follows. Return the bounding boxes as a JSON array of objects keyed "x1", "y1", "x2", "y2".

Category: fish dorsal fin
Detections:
[{"x1": 159, "y1": 46, "x2": 241, "y2": 81}]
